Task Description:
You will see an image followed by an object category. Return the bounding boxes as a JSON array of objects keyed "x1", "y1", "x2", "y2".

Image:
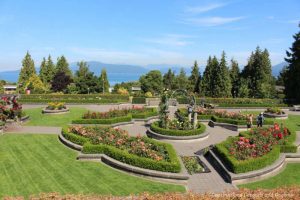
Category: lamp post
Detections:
[{"x1": 102, "y1": 77, "x2": 104, "y2": 94}]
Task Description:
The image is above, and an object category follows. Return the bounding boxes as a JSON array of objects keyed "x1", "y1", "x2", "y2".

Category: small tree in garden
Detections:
[
  {"x1": 51, "y1": 71, "x2": 72, "y2": 92},
  {"x1": 159, "y1": 92, "x2": 169, "y2": 128}
]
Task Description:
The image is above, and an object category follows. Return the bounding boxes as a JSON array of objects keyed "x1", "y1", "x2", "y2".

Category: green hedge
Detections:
[
  {"x1": 72, "y1": 114, "x2": 132, "y2": 124},
  {"x1": 20, "y1": 94, "x2": 129, "y2": 100},
  {"x1": 132, "y1": 97, "x2": 146, "y2": 104},
  {"x1": 214, "y1": 138, "x2": 281, "y2": 173},
  {"x1": 132, "y1": 108, "x2": 158, "y2": 119},
  {"x1": 211, "y1": 116, "x2": 274, "y2": 126},
  {"x1": 150, "y1": 121, "x2": 206, "y2": 136},
  {"x1": 19, "y1": 99, "x2": 124, "y2": 104},
  {"x1": 62, "y1": 129, "x2": 89, "y2": 145},
  {"x1": 62, "y1": 131, "x2": 181, "y2": 173},
  {"x1": 176, "y1": 97, "x2": 288, "y2": 107}
]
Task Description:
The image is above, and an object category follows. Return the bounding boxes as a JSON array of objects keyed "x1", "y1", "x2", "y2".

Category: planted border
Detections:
[
  {"x1": 72, "y1": 114, "x2": 132, "y2": 124},
  {"x1": 150, "y1": 121, "x2": 206, "y2": 136},
  {"x1": 62, "y1": 130, "x2": 181, "y2": 173},
  {"x1": 211, "y1": 116, "x2": 274, "y2": 126}
]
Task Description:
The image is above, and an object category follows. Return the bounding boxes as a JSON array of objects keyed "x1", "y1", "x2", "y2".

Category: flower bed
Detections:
[
  {"x1": 72, "y1": 106, "x2": 157, "y2": 124},
  {"x1": 63, "y1": 126, "x2": 181, "y2": 172},
  {"x1": 150, "y1": 121, "x2": 206, "y2": 136},
  {"x1": 181, "y1": 156, "x2": 205, "y2": 174},
  {"x1": 214, "y1": 124, "x2": 294, "y2": 173},
  {"x1": 42, "y1": 102, "x2": 69, "y2": 114},
  {"x1": 0, "y1": 96, "x2": 23, "y2": 125},
  {"x1": 264, "y1": 107, "x2": 288, "y2": 119}
]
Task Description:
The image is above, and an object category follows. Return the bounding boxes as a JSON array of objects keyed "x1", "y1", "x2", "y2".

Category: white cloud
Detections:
[
  {"x1": 184, "y1": 3, "x2": 226, "y2": 14},
  {"x1": 182, "y1": 16, "x2": 244, "y2": 26},
  {"x1": 142, "y1": 34, "x2": 193, "y2": 47}
]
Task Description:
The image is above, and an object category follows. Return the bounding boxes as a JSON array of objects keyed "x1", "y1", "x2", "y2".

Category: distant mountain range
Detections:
[{"x1": 0, "y1": 61, "x2": 288, "y2": 84}]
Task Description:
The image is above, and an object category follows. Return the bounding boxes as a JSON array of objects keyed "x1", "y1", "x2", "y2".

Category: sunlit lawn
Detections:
[{"x1": 0, "y1": 134, "x2": 185, "y2": 198}]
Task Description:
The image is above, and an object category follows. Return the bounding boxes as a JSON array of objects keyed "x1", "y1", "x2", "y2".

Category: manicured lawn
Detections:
[
  {"x1": 0, "y1": 134, "x2": 185, "y2": 198},
  {"x1": 24, "y1": 107, "x2": 87, "y2": 128},
  {"x1": 239, "y1": 163, "x2": 300, "y2": 189}
]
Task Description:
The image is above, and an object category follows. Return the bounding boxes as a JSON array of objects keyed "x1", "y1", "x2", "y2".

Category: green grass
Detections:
[
  {"x1": 239, "y1": 163, "x2": 300, "y2": 189},
  {"x1": 0, "y1": 134, "x2": 185, "y2": 198},
  {"x1": 24, "y1": 107, "x2": 87, "y2": 128}
]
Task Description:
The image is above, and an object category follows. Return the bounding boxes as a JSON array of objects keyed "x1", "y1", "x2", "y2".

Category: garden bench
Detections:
[{"x1": 293, "y1": 105, "x2": 300, "y2": 111}]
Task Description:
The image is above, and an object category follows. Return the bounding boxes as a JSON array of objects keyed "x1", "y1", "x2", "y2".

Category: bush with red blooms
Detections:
[
  {"x1": 228, "y1": 123, "x2": 290, "y2": 160},
  {"x1": 0, "y1": 96, "x2": 22, "y2": 122}
]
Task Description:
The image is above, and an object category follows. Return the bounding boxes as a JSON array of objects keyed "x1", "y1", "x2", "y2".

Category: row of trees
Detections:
[
  {"x1": 17, "y1": 53, "x2": 110, "y2": 94},
  {"x1": 139, "y1": 46, "x2": 275, "y2": 98}
]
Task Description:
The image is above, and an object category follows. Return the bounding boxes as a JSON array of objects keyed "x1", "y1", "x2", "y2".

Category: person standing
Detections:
[
  {"x1": 257, "y1": 112, "x2": 264, "y2": 127},
  {"x1": 247, "y1": 114, "x2": 253, "y2": 129}
]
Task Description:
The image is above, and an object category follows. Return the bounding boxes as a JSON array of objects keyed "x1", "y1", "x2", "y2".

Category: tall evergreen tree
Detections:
[
  {"x1": 39, "y1": 55, "x2": 56, "y2": 85},
  {"x1": 18, "y1": 51, "x2": 36, "y2": 87},
  {"x1": 74, "y1": 61, "x2": 99, "y2": 94},
  {"x1": 56, "y1": 56, "x2": 72, "y2": 77},
  {"x1": 216, "y1": 51, "x2": 232, "y2": 97},
  {"x1": 230, "y1": 59, "x2": 240, "y2": 97},
  {"x1": 241, "y1": 46, "x2": 275, "y2": 98},
  {"x1": 284, "y1": 25, "x2": 300, "y2": 102},
  {"x1": 163, "y1": 68, "x2": 176, "y2": 90},
  {"x1": 210, "y1": 56, "x2": 220, "y2": 97},
  {"x1": 140, "y1": 70, "x2": 163, "y2": 94},
  {"x1": 189, "y1": 60, "x2": 201, "y2": 93},
  {"x1": 201, "y1": 56, "x2": 213, "y2": 96},
  {"x1": 99, "y1": 68, "x2": 110, "y2": 93},
  {"x1": 175, "y1": 68, "x2": 189, "y2": 91}
]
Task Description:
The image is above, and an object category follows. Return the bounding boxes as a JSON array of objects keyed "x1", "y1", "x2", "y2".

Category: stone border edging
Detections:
[
  {"x1": 208, "y1": 120, "x2": 270, "y2": 132},
  {"x1": 58, "y1": 133, "x2": 83, "y2": 151},
  {"x1": 205, "y1": 149, "x2": 300, "y2": 185},
  {"x1": 42, "y1": 108, "x2": 70, "y2": 114},
  {"x1": 78, "y1": 153, "x2": 189, "y2": 180},
  {"x1": 58, "y1": 133, "x2": 189, "y2": 181},
  {"x1": 263, "y1": 112, "x2": 288, "y2": 119},
  {"x1": 146, "y1": 127, "x2": 209, "y2": 141},
  {"x1": 20, "y1": 115, "x2": 30, "y2": 122}
]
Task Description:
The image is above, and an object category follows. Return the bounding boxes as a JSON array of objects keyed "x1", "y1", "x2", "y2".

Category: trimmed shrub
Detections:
[
  {"x1": 61, "y1": 129, "x2": 89, "y2": 145},
  {"x1": 82, "y1": 141, "x2": 181, "y2": 173},
  {"x1": 150, "y1": 121, "x2": 206, "y2": 136},
  {"x1": 72, "y1": 114, "x2": 132, "y2": 124},
  {"x1": 132, "y1": 97, "x2": 146, "y2": 104},
  {"x1": 132, "y1": 109, "x2": 158, "y2": 119},
  {"x1": 211, "y1": 115, "x2": 274, "y2": 126},
  {"x1": 214, "y1": 139, "x2": 281, "y2": 174}
]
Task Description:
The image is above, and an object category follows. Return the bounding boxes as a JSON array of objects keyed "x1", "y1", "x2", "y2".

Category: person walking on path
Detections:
[
  {"x1": 257, "y1": 112, "x2": 264, "y2": 127},
  {"x1": 247, "y1": 114, "x2": 253, "y2": 129}
]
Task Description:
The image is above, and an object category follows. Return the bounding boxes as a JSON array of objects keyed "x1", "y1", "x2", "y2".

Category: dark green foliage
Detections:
[
  {"x1": 241, "y1": 47, "x2": 275, "y2": 98},
  {"x1": 284, "y1": 25, "x2": 300, "y2": 103},
  {"x1": 188, "y1": 61, "x2": 201, "y2": 93},
  {"x1": 163, "y1": 69, "x2": 176, "y2": 90},
  {"x1": 175, "y1": 68, "x2": 189, "y2": 91},
  {"x1": 74, "y1": 61, "x2": 99, "y2": 94},
  {"x1": 211, "y1": 115, "x2": 274, "y2": 126},
  {"x1": 39, "y1": 55, "x2": 56, "y2": 85},
  {"x1": 201, "y1": 56, "x2": 214, "y2": 96},
  {"x1": 215, "y1": 52, "x2": 232, "y2": 97},
  {"x1": 56, "y1": 56, "x2": 72, "y2": 77},
  {"x1": 230, "y1": 59, "x2": 240, "y2": 97},
  {"x1": 62, "y1": 129, "x2": 89, "y2": 145},
  {"x1": 72, "y1": 114, "x2": 132, "y2": 124},
  {"x1": 150, "y1": 121, "x2": 206, "y2": 136},
  {"x1": 99, "y1": 68, "x2": 110, "y2": 93},
  {"x1": 132, "y1": 97, "x2": 146, "y2": 104},
  {"x1": 18, "y1": 51, "x2": 36, "y2": 88},
  {"x1": 140, "y1": 70, "x2": 163, "y2": 94},
  {"x1": 51, "y1": 71, "x2": 72, "y2": 92}
]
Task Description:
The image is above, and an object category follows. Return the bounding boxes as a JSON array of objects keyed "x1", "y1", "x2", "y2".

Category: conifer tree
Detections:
[
  {"x1": 175, "y1": 68, "x2": 189, "y2": 91},
  {"x1": 284, "y1": 25, "x2": 300, "y2": 102},
  {"x1": 18, "y1": 51, "x2": 36, "y2": 88},
  {"x1": 189, "y1": 60, "x2": 201, "y2": 94},
  {"x1": 74, "y1": 61, "x2": 99, "y2": 94},
  {"x1": 56, "y1": 56, "x2": 72, "y2": 78},
  {"x1": 230, "y1": 59, "x2": 240, "y2": 97},
  {"x1": 201, "y1": 56, "x2": 213, "y2": 96},
  {"x1": 163, "y1": 68, "x2": 175, "y2": 90},
  {"x1": 99, "y1": 68, "x2": 110, "y2": 93},
  {"x1": 210, "y1": 56, "x2": 220, "y2": 97},
  {"x1": 216, "y1": 51, "x2": 232, "y2": 97},
  {"x1": 39, "y1": 55, "x2": 56, "y2": 85}
]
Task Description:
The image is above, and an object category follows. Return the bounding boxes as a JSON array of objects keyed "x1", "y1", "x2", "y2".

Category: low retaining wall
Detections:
[
  {"x1": 263, "y1": 112, "x2": 288, "y2": 119},
  {"x1": 42, "y1": 108, "x2": 69, "y2": 114},
  {"x1": 58, "y1": 133, "x2": 189, "y2": 181},
  {"x1": 206, "y1": 149, "x2": 300, "y2": 185},
  {"x1": 20, "y1": 115, "x2": 30, "y2": 123},
  {"x1": 208, "y1": 120, "x2": 270, "y2": 132},
  {"x1": 146, "y1": 127, "x2": 209, "y2": 141}
]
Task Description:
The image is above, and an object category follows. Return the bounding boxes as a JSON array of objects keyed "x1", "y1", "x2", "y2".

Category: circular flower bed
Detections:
[
  {"x1": 42, "y1": 102, "x2": 69, "y2": 114},
  {"x1": 150, "y1": 120, "x2": 206, "y2": 137},
  {"x1": 264, "y1": 107, "x2": 288, "y2": 119}
]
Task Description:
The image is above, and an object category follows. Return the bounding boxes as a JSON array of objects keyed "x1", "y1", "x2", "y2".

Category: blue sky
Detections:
[{"x1": 0, "y1": 0, "x2": 299, "y2": 71}]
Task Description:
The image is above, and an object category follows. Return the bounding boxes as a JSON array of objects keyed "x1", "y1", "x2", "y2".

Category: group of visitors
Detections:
[{"x1": 246, "y1": 112, "x2": 264, "y2": 129}]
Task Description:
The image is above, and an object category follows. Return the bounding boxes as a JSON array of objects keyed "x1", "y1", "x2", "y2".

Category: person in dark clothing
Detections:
[{"x1": 257, "y1": 112, "x2": 264, "y2": 127}]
